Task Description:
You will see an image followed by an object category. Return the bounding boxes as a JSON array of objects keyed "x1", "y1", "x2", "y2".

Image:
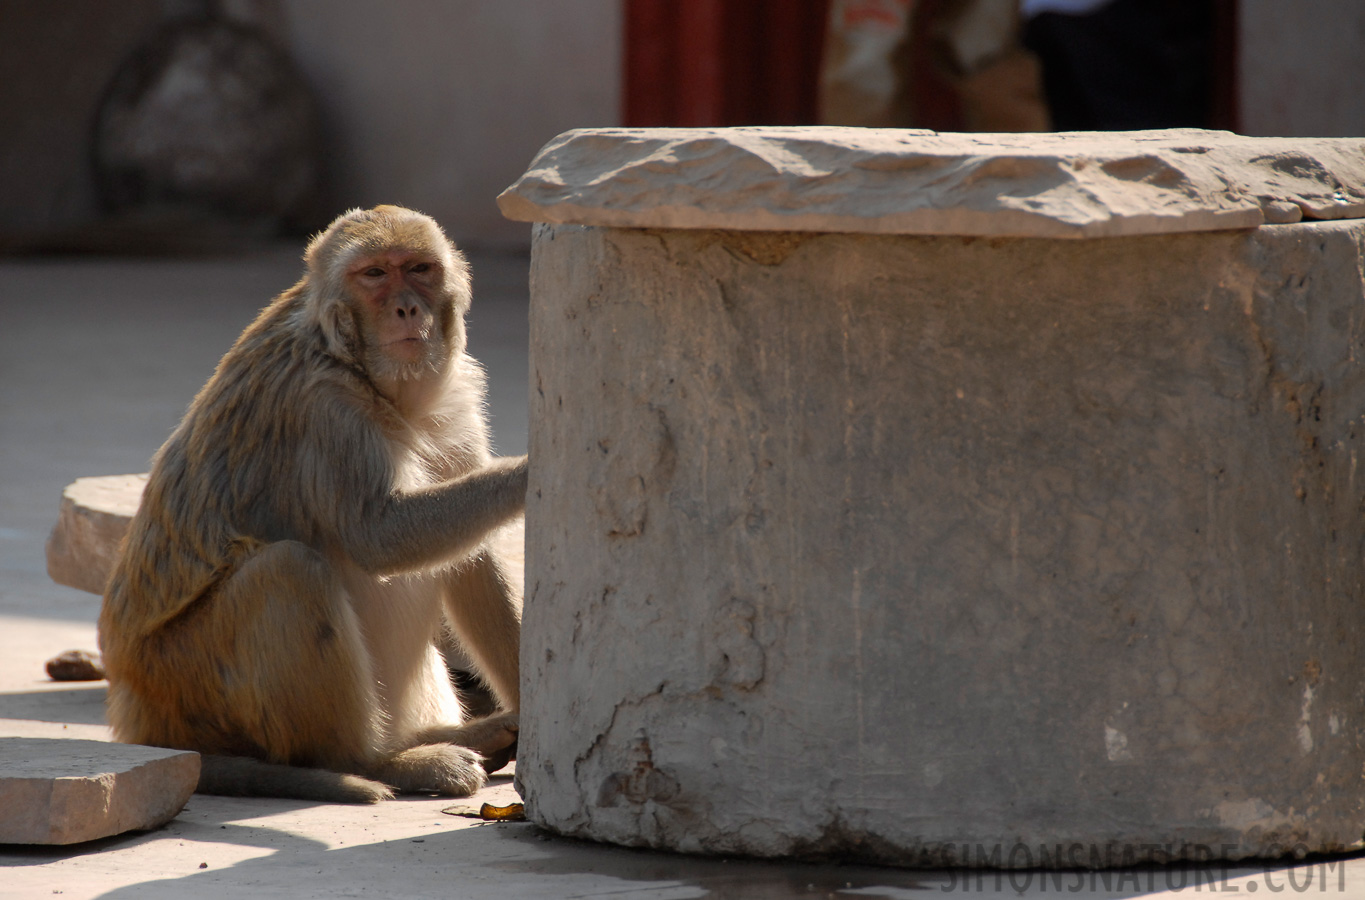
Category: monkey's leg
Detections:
[
  {"x1": 362, "y1": 633, "x2": 491, "y2": 795},
  {"x1": 428, "y1": 532, "x2": 522, "y2": 772},
  {"x1": 218, "y1": 544, "x2": 493, "y2": 797},
  {"x1": 440, "y1": 521, "x2": 524, "y2": 712},
  {"x1": 204, "y1": 541, "x2": 385, "y2": 771},
  {"x1": 116, "y1": 541, "x2": 396, "y2": 801},
  {"x1": 227, "y1": 545, "x2": 489, "y2": 797}
]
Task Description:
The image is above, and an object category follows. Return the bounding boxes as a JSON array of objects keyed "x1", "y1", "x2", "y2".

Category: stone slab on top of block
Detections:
[
  {"x1": 498, "y1": 127, "x2": 1365, "y2": 238},
  {"x1": 501, "y1": 127, "x2": 1365, "y2": 867}
]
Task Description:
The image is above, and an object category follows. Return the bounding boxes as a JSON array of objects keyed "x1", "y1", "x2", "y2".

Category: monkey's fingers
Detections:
[{"x1": 480, "y1": 737, "x2": 517, "y2": 774}]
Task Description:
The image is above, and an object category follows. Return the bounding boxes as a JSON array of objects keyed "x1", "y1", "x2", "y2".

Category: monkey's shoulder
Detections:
[{"x1": 196, "y1": 319, "x2": 378, "y2": 421}]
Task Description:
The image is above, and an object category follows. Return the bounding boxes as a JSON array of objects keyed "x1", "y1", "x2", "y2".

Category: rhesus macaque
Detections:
[{"x1": 99, "y1": 206, "x2": 526, "y2": 802}]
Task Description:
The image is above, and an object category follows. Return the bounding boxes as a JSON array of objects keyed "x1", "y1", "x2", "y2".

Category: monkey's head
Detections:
[{"x1": 302, "y1": 205, "x2": 473, "y2": 388}]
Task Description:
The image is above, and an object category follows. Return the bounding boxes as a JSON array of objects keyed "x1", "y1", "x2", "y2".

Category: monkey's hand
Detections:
[{"x1": 460, "y1": 712, "x2": 518, "y2": 775}]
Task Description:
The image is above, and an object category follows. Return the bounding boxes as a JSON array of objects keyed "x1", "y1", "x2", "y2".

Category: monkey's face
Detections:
[
  {"x1": 303, "y1": 206, "x2": 472, "y2": 394},
  {"x1": 348, "y1": 250, "x2": 453, "y2": 381}
]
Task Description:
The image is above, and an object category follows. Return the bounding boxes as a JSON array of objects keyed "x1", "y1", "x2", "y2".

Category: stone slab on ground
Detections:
[
  {"x1": 0, "y1": 737, "x2": 198, "y2": 844},
  {"x1": 45, "y1": 474, "x2": 145, "y2": 595},
  {"x1": 499, "y1": 127, "x2": 1365, "y2": 238}
]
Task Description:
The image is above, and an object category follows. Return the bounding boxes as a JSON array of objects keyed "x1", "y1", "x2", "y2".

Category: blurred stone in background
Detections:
[
  {"x1": 92, "y1": 12, "x2": 323, "y2": 242},
  {"x1": 0, "y1": 0, "x2": 621, "y2": 254}
]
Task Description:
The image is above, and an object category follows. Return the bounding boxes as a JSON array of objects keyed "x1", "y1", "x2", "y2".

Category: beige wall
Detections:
[
  {"x1": 0, "y1": 0, "x2": 618, "y2": 248},
  {"x1": 1239, "y1": 0, "x2": 1365, "y2": 138},
  {"x1": 279, "y1": 0, "x2": 621, "y2": 247},
  {"x1": 5, "y1": 0, "x2": 1360, "y2": 246}
]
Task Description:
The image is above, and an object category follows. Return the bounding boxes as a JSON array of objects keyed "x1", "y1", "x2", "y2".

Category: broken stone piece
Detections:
[
  {"x1": 0, "y1": 738, "x2": 199, "y2": 844},
  {"x1": 45, "y1": 474, "x2": 146, "y2": 595},
  {"x1": 45, "y1": 650, "x2": 106, "y2": 682}
]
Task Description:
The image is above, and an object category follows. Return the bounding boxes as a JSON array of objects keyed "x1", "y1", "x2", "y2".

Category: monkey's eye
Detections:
[
  {"x1": 410, "y1": 263, "x2": 431, "y2": 274},
  {"x1": 362, "y1": 267, "x2": 385, "y2": 278}
]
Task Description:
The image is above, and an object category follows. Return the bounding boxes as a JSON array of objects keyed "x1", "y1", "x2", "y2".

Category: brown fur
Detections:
[{"x1": 99, "y1": 206, "x2": 526, "y2": 802}]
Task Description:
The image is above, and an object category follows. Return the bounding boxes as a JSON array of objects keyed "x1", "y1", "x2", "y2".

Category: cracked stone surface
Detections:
[
  {"x1": 519, "y1": 216, "x2": 1365, "y2": 866},
  {"x1": 498, "y1": 127, "x2": 1365, "y2": 238},
  {"x1": 0, "y1": 738, "x2": 198, "y2": 844}
]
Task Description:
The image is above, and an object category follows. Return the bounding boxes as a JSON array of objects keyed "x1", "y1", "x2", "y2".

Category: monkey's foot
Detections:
[
  {"x1": 371, "y1": 744, "x2": 486, "y2": 796},
  {"x1": 415, "y1": 711, "x2": 518, "y2": 758}
]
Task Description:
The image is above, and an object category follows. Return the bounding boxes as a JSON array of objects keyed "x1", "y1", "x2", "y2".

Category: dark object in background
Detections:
[
  {"x1": 92, "y1": 16, "x2": 322, "y2": 237},
  {"x1": 1023, "y1": 0, "x2": 1215, "y2": 130}
]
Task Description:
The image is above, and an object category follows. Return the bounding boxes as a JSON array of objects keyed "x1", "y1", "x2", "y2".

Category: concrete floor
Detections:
[{"x1": 1, "y1": 250, "x2": 1361, "y2": 898}]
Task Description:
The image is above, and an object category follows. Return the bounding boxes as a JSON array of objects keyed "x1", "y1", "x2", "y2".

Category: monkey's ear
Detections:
[
  {"x1": 299, "y1": 208, "x2": 371, "y2": 364},
  {"x1": 445, "y1": 249, "x2": 473, "y2": 313},
  {"x1": 315, "y1": 295, "x2": 363, "y2": 365}
]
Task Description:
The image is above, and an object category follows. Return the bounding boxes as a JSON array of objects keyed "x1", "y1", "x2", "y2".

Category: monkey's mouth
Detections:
[{"x1": 384, "y1": 337, "x2": 430, "y2": 363}]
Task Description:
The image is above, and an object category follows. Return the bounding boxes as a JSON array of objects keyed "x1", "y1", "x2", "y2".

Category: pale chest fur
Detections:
[{"x1": 383, "y1": 352, "x2": 493, "y2": 490}]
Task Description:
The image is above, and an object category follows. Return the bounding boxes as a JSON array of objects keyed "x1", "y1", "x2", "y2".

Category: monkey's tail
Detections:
[{"x1": 197, "y1": 755, "x2": 394, "y2": 803}]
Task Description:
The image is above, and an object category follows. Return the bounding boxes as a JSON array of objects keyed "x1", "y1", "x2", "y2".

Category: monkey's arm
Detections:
[{"x1": 340, "y1": 455, "x2": 528, "y2": 577}]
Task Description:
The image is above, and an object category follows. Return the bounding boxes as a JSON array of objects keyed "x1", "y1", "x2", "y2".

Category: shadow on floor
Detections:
[
  {"x1": 81, "y1": 814, "x2": 940, "y2": 900},
  {"x1": 1, "y1": 784, "x2": 1357, "y2": 899},
  {"x1": 0, "y1": 683, "x2": 106, "y2": 725}
]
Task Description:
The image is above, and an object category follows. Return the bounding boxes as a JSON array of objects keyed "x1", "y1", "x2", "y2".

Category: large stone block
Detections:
[
  {"x1": 504, "y1": 128, "x2": 1365, "y2": 867},
  {"x1": 0, "y1": 738, "x2": 198, "y2": 844}
]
